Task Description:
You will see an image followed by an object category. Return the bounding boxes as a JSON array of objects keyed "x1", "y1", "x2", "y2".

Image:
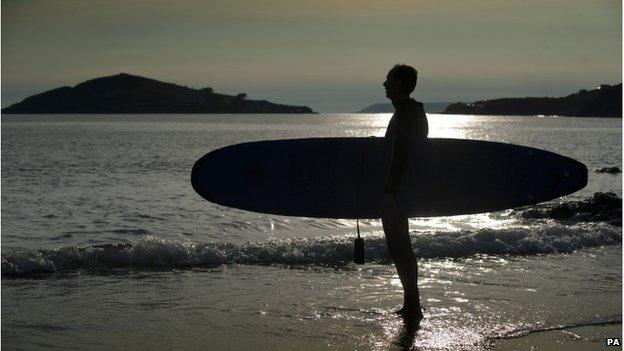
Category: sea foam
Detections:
[{"x1": 2, "y1": 223, "x2": 620, "y2": 277}]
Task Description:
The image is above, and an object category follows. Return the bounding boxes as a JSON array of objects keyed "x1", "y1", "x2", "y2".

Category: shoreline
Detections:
[{"x1": 488, "y1": 322, "x2": 622, "y2": 350}]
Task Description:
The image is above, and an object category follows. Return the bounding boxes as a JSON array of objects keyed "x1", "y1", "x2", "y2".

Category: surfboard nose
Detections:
[
  {"x1": 561, "y1": 158, "x2": 588, "y2": 195},
  {"x1": 576, "y1": 160, "x2": 588, "y2": 191}
]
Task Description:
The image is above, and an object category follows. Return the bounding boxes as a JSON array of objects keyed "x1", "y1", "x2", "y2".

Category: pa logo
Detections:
[{"x1": 606, "y1": 337, "x2": 621, "y2": 346}]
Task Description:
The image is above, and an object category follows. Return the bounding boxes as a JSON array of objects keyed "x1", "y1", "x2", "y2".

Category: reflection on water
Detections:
[
  {"x1": 342, "y1": 113, "x2": 538, "y2": 141},
  {"x1": 343, "y1": 113, "x2": 474, "y2": 139},
  {"x1": 341, "y1": 113, "x2": 392, "y2": 137},
  {"x1": 390, "y1": 317, "x2": 421, "y2": 350},
  {"x1": 427, "y1": 114, "x2": 473, "y2": 139}
]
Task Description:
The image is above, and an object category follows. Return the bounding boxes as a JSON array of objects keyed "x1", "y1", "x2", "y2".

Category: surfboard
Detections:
[{"x1": 191, "y1": 137, "x2": 587, "y2": 219}]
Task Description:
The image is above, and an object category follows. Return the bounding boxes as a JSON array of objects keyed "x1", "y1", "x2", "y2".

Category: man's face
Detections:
[{"x1": 383, "y1": 69, "x2": 402, "y2": 99}]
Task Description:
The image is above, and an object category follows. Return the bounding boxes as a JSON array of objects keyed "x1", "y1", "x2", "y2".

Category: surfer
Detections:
[{"x1": 379, "y1": 64, "x2": 428, "y2": 320}]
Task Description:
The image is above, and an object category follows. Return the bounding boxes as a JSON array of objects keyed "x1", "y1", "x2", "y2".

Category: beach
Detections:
[{"x1": 2, "y1": 114, "x2": 621, "y2": 350}]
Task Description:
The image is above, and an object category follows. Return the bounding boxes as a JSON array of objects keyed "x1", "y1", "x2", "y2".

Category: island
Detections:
[
  {"x1": 1, "y1": 73, "x2": 316, "y2": 114},
  {"x1": 443, "y1": 84, "x2": 621, "y2": 117}
]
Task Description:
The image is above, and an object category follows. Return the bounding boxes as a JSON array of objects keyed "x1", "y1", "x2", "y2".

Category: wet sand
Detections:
[{"x1": 489, "y1": 323, "x2": 622, "y2": 350}]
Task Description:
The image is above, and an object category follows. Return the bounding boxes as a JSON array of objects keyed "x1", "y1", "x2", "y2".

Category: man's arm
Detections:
[{"x1": 385, "y1": 107, "x2": 410, "y2": 193}]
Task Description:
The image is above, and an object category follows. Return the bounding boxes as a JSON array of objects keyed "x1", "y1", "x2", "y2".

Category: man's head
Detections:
[{"x1": 383, "y1": 64, "x2": 418, "y2": 101}]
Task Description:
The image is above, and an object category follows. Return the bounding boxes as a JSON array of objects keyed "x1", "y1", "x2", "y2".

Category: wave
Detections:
[
  {"x1": 514, "y1": 192, "x2": 621, "y2": 226},
  {"x1": 2, "y1": 223, "x2": 620, "y2": 277}
]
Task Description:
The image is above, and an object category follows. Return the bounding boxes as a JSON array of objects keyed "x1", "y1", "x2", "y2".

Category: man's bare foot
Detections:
[{"x1": 394, "y1": 305, "x2": 424, "y2": 320}]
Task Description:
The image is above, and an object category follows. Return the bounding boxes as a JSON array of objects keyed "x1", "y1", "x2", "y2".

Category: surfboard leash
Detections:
[
  {"x1": 354, "y1": 219, "x2": 365, "y2": 264},
  {"x1": 353, "y1": 141, "x2": 366, "y2": 265}
]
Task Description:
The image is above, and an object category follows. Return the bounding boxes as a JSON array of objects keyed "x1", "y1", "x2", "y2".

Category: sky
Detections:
[{"x1": 2, "y1": 0, "x2": 622, "y2": 112}]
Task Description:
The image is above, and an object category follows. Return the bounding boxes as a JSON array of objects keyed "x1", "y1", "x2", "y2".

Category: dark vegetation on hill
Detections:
[
  {"x1": 2, "y1": 73, "x2": 315, "y2": 114},
  {"x1": 443, "y1": 84, "x2": 621, "y2": 117}
]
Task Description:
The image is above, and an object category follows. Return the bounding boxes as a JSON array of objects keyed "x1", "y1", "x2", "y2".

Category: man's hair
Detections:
[{"x1": 390, "y1": 64, "x2": 418, "y2": 94}]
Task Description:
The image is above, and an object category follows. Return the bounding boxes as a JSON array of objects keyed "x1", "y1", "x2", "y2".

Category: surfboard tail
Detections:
[{"x1": 191, "y1": 150, "x2": 218, "y2": 203}]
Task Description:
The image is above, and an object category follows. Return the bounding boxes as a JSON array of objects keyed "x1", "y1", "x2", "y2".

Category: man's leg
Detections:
[{"x1": 382, "y1": 215, "x2": 422, "y2": 318}]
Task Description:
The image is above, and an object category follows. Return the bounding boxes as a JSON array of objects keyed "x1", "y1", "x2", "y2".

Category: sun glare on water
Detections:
[
  {"x1": 352, "y1": 113, "x2": 477, "y2": 139},
  {"x1": 427, "y1": 114, "x2": 476, "y2": 139}
]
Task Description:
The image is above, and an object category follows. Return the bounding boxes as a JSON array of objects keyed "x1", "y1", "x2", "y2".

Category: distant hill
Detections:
[
  {"x1": 358, "y1": 102, "x2": 451, "y2": 113},
  {"x1": 443, "y1": 84, "x2": 622, "y2": 117},
  {"x1": 2, "y1": 73, "x2": 315, "y2": 114}
]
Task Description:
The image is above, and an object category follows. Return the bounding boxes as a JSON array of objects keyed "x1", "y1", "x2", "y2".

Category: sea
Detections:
[{"x1": 1, "y1": 114, "x2": 621, "y2": 350}]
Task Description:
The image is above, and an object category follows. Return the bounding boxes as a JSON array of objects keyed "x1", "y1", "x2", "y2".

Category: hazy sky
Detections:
[{"x1": 2, "y1": 0, "x2": 621, "y2": 112}]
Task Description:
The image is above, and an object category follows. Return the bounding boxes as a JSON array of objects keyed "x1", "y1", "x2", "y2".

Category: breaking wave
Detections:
[{"x1": 3, "y1": 223, "x2": 620, "y2": 277}]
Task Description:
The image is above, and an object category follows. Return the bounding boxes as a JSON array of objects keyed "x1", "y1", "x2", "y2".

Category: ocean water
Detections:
[{"x1": 1, "y1": 114, "x2": 621, "y2": 350}]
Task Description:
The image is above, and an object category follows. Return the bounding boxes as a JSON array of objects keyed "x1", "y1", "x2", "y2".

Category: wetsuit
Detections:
[
  {"x1": 384, "y1": 98, "x2": 428, "y2": 194},
  {"x1": 382, "y1": 97, "x2": 428, "y2": 315}
]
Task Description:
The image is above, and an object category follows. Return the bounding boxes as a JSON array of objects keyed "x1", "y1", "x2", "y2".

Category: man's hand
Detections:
[{"x1": 378, "y1": 192, "x2": 397, "y2": 219}]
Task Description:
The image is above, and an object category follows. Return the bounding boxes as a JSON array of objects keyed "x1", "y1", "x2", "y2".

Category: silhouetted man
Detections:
[{"x1": 379, "y1": 64, "x2": 428, "y2": 320}]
